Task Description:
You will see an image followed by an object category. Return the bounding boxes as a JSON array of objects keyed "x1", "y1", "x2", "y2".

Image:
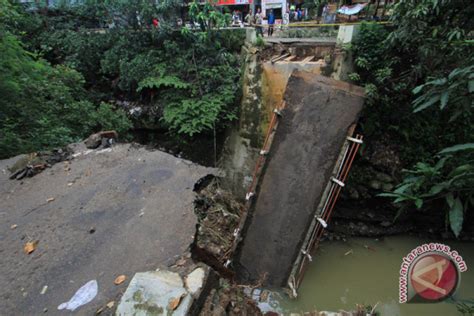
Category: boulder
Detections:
[
  {"x1": 84, "y1": 133, "x2": 102, "y2": 149},
  {"x1": 84, "y1": 130, "x2": 118, "y2": 149}
]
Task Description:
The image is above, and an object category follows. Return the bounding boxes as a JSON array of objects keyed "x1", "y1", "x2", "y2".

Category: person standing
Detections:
[
  {"x1": 245, "y1": 9, "x2": 254, "y2": 26},
  {"x1": 322, "y1": 4, "x2": 329, "y2": 23},
  {"x1": 290, "y1": 4, "x2": 296, "y2": 21},
  {"x1": 255, "y1": 8, "x2": 264, "y2": 37},
  {"x1": 232, "y1": 10, "x2": 240, "y2": 26},
  {"x1": 267, "y1": 9, "x2": 275, "y2": 36}
]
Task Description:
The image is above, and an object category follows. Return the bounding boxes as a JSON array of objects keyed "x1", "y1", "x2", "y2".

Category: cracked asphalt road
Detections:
[{"x1": 0, "y1": 143, "x2": 214, "y2": 315}]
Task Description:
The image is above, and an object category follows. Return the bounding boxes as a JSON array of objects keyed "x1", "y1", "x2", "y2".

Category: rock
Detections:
[
  {"x1": 116, "y1": 271, "x2": 191, "y2": 316},
  {"x1": 185, "y1": 267, "x2": 206, "y2": 295},
  {"x1": 84, "y1": 133, "x2": 102, "y2": 149},
  {"x1": 369, "y1": 180, "x2": 382, "y2": 190},
  {"x1": 84, "y1": 131, "x2": 118, "y2": 149},
  {"x1": 380, "y1": 221, "x2": 392, "y2": 227},
  {"x1": 382, "y1": 183, "x2": 394, "y2": 192}
]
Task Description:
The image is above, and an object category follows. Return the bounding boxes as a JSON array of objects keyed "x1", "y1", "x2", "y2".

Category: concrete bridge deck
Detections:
[{"x1": 236, "y1": 71, "x2": 364, "y2": 286}]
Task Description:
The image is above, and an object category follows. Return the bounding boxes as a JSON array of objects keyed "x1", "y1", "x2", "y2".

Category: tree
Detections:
[
  {"x1": 350, "y1": 0, "x2": 474, "y2": 237},
  {"x1": 0, "y1": 0, "x2": 131, "y2": 158}
]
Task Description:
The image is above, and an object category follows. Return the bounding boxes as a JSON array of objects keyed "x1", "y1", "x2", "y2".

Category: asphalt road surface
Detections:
[{"x1": 0, "y1": 143, "x2": 214, "y2": 315}]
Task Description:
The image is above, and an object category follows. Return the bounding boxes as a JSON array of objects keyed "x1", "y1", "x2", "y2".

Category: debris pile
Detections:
[
  {"x1": 8, "y1": 147, "x2": 72, "y2": 180},
  {"x1": 7, "y1": 130, "x2": 119, "y2": 180},
  {"x1": 192, "y1": 179, "x2": 244, "y2": 273},
  {"x1": 199, "y1": 280, "x2": 262, "y2": 316}
]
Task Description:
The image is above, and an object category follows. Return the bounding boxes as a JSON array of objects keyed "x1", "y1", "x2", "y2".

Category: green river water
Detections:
[{"x1": 259, "y1": 236, "x2": 474, "y2": 315}]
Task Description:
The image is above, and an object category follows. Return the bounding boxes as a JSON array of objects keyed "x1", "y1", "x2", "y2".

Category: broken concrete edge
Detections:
[
  {"x1": 236, "y1": 71, "x2": 365, "y2": 287},
  {"x1": 116, "y1": 265, "x2": 219, "y2": 316},
  {"x1": 221, "y1": 100, "x2": 286, "y2": 278},
  {"x1": 115, "y1": 173, "x2": 252, "y2": 315},
  {"x1": 187, "y1": 266, "x2": 219, "y2": 316}
]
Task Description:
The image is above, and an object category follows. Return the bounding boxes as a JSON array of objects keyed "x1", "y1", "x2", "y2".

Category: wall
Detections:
[{"x1": 219, "y1": 43, "x2": 331, "y2": 199}]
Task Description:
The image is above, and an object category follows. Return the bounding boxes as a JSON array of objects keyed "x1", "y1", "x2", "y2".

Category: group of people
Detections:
[
  {"x1": 244, "y1": 9, "x2": 277, "y2": 37},
  {"x1": 289, "y1": 5, "x2": 306, "y2": 22}
]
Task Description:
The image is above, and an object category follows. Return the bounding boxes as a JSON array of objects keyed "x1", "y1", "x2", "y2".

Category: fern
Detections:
[{"x1": 137, "y1": 75, "x2": 189, "y2": 92}]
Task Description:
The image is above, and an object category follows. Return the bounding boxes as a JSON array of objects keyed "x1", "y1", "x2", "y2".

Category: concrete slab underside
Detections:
[
  {"x1": 237, "y1": 71, "x2": 364, "y2": 286},
  {"x1": 0, "y1": 144, "x2": 214, "y2": 315}
]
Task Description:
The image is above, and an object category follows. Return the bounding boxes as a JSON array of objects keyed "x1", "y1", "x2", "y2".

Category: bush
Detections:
[
  {"x1": 350, "y1": 0, "x2": 474, "y2": 236},
  {"x1": 0, "y1": 3, "x2": 132, "y2": 158}
]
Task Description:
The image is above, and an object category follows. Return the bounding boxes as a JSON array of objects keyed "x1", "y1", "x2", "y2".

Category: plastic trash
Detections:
[{"x1": 58, "y1": 280, "x2": 98, "y2": 311}]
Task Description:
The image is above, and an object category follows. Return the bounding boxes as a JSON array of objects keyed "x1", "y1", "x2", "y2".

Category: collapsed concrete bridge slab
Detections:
[{"x1": 236, "y1": 71, "x2": 365, "y2": 287}]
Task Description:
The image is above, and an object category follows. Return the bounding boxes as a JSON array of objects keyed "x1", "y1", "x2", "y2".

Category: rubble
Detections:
[
  {"x1": 192, "y1": 179, "x2": 244, "y2": 273},
  {"x1": 199, "y1": 280, "x2": 263, "y2": 316},
  {"x1": 84, "y1": 130, "x2": 118, "y2": 149},
  {"x1": 8, "y1": 147, "x2": 72, "y2": 180},
  {"x1": 116, "y1": 267, "x2": 213, "y2": 316}
]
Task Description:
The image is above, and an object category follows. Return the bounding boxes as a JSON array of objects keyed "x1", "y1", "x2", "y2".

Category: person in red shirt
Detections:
[{"x1": 152, "y1": 18, "x2": 159, "y2": 28}]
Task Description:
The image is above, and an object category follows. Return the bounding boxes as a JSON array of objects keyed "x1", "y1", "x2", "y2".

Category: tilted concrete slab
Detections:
[{"x1": 236, "y1": 71, "x2": 364, "y2": 286}]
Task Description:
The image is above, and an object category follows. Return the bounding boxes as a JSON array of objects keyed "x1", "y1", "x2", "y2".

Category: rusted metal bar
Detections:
[
  {"x1": 288, "y1": 126, "x2": 357, "y2": 291},
  {"x1": 295, "y1": 136, "x2": 359, "y2": 288},
  {"x1": 311, "y1": 134, "x2": 362, "y2": 253},
  {"x1": 288, "y1": 129, "x2": 363, "y2": 292}
]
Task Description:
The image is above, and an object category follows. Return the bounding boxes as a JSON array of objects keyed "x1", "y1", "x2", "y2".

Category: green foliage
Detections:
[
  {"x1": 380, "y1": 150, "x2": 473, "y2": 237},
  {"x1": 456, "y1": 301, "x2": 474, "y2": 315},
  {"x1": 0, "y1": 1, "x2": 132, "y2": 158},
  {"x1": 21, "y1": 1, "x2": 244, "y2": 139},
  {"x1": 413, "y1": 64, "x2": 473, "y2": 117},
  {"x1": 2, "y1": 0, "x2": 244, "y2": 157},
  {"x1": 440, "y1": 143, "x2": 474, "y2": 155},
  {"x1": 136, "y1": 62, "x2": 190, "y2": 93},
  {"x1": 255, "y1": 36, "x2": 265, "y2": 47},
  {"x1": 92, "y1": 102, "x2": 132, "y2": 135},
  {"x1": 352, "y1": 1, "x2": 474, "y2": 236},
  {"x1": 188, "y1": 1, "x2": 230, "y2": 32},
  {"x1": 163, "y1": 96, "x2": 231, "y2": 136}
]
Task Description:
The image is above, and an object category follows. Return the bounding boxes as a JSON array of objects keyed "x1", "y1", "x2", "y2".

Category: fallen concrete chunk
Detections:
[
  {"x1": 116, "y1": 271, "x2": 192, "y2": 316},
  {"x1": 84, "y1": 133, "x2": 102, "y2": 149},
  {"x1": 84, "y1": 130, "x2": 118, "y2": 149},
  {"x1": 185, "y1": 268, "x2": 206, "y2": 295}
]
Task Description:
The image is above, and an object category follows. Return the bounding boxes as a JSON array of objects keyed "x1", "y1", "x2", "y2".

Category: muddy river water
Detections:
[{"x1": 259, "y1": 236, "x2": 474, "y2": 315}]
